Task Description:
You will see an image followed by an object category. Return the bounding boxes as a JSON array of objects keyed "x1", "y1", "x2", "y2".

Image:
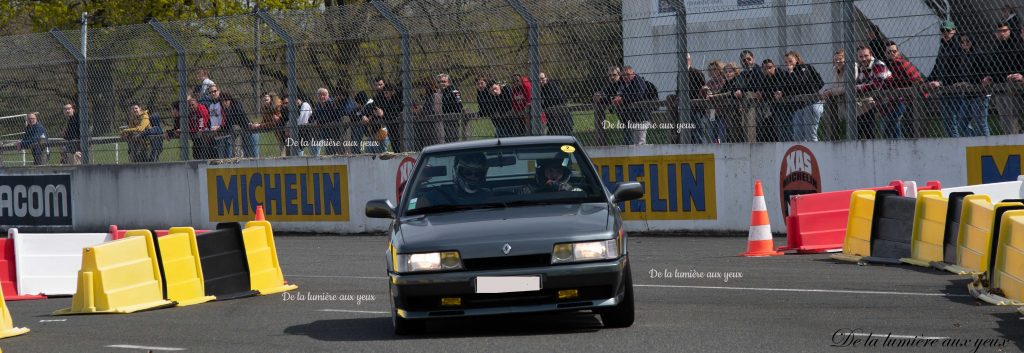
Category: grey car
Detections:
[{"x1": 366, "y1": 136, "x2": 643, "y2": 334}]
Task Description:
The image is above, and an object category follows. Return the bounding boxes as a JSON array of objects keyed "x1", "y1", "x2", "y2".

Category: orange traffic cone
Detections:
[
  {"x1": 741, "y1": 180, "x2": 783, "y2": 257},
  {"x1": 255, "y1": 205, "x2": 266, "y2": 221}
]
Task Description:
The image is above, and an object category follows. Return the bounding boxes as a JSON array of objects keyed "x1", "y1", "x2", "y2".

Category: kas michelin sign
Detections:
[
  {"x1": 779, "y1": 145, "x2": 821, "y2": 217},
  {"x1": 0, "y1": 175, "x2": 72, "y2": 226}
]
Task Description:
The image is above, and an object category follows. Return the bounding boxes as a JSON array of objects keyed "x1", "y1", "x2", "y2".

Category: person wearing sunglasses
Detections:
[
  {"x1": 881, "y1": 41, "x2": 923, "y2": 139},
  {"x1": 980, "y1": 22, "x2": 1024, "y2": 135}
]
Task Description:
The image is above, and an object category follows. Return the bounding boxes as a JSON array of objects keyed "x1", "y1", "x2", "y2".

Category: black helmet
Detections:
[
  {"x1": 535, "y1": 158, "x2": 570, "y2": 186},
  {"x1": 454, "y1": 153, "x2": 488, "y2": 194}
]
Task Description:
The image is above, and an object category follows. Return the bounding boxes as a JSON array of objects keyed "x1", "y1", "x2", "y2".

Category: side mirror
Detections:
[
  {"x1": 365, "y1": 199, "x2": 396, "y2": 219},
  {"x1": 611, "y1": 182, "x2": 644, "y2": 203}
]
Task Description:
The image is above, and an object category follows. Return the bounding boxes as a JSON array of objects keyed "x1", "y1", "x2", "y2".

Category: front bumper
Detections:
[{"x1": 389, "y1": 256, "x2": 628, "y2": 319}]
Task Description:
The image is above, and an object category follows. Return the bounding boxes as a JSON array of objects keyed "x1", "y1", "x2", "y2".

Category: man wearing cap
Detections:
[{"x1": 928, "y1": 20, "x2": 988, "y2": 137}]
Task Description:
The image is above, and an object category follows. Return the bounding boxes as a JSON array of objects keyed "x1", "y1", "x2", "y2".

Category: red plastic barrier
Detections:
[
  {"x1": 109, "y1": 225, "x2": 211, "y2": 240},
  {"x1": 0, "y1": 238, "x2": 46, "y2": 301},
  {"x1": 920, "y1": 181, "x2": 942, "y2": 191},
  {"x1": 780, "y1": 180, "x2": 942, "y2": 253},
  {"x1": 780, "y1": 181, "x2": 905, "y2": 253}
]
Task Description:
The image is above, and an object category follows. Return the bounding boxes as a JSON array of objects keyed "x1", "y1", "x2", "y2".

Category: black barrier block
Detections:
[
  {"x1": 868, "y1": 193, "x2": 916, "y2": 262},
  {"x1": 148, "y1": 229, "x2": 168, "y2": 301},
  {"x1": 986, "y1": 204, "x2": 1024, "y2": 274},
  {"x1": 871, "y1": 218, "x2": 915, "y2": 259},
  {"x1": 943, "y1": 192, "x2": 973, "y2": 265},
  {"x1": 196, "y1": 223, "x2": 258, "y2": 300}
]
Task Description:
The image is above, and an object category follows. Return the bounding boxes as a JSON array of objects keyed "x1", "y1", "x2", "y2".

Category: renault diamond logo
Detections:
[{"x1": 502, "y1": 243, "x2": 512, "y2": 255}]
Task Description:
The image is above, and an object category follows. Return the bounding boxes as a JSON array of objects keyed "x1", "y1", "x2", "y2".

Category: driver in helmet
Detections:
[
  {"x1": 417, "y1": 152, "x2": 493, "y2": 207},
  {"x1": 523, "y1": 158, "x2": 582, "y2": 193},
  {"x1": 452, "y1": 152, "x2": 491, "y2": 198}
]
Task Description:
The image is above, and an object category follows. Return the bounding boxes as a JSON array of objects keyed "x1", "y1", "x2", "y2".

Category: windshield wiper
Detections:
[
  {"x1": 498, "y1": 198, "x2": 594, "y2": 207},
  {"x1": 405, "y1": 203, "x2": 505, "y2": 216}
]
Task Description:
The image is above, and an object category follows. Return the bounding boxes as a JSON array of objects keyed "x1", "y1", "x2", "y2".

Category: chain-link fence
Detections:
[
  {"x1": 0, "y1": 31, "x2": 79, "y2": 166},
  {"x1": 1, "y1": 0, "x2": 1023, "y2": 167}
]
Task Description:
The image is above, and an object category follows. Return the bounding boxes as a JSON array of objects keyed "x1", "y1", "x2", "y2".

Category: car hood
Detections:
[{"x1": 396, "y1": 203, "x2": 614, "y2": 258}]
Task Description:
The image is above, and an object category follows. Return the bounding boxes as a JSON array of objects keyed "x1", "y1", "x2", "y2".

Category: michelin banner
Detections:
[
  {"x1": 207, "y1": 165, "x2": 350, "y2": 222},
  {"x1": 967, "y1": 145, "x2": 1024, "y2": 185},
  {"x1": 591, "y1": 154, "x2": 717, "y2": 221}
]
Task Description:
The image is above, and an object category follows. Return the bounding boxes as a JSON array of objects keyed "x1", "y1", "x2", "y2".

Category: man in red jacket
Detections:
[
  {"x1": 510, "y1": 74, "x2": 532, "y2": 136},
  {"x1": 884, "y1": 41, "x2": 924, "y2": 138},
  {"x1": 186, "y1": 95, "x2": 212, "y2": 159}
]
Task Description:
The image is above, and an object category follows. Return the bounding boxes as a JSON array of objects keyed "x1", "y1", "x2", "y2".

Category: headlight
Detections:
[
  {"x1": 396, "y1": 251, "x2": 463, "y2": 273},
  {"x1": 551, "y1": 240, "x2": 619, "y2": 264}
]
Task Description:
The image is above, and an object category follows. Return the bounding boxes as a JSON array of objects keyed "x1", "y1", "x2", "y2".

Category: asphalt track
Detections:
[{"x1": 3, "y1": 235, "x2": 1023, "y2": 353}]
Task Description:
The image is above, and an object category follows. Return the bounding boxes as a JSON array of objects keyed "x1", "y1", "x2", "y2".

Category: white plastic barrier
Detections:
[
  {"x1": 941, "y1": 176, "x2": 1024, "y2": 202},
  {"x1": 10, "y1": 229, "x2": 114, "y2": 296},
  {"x1": 904, "y1": 181, "x2": 919, "y2": 198}
]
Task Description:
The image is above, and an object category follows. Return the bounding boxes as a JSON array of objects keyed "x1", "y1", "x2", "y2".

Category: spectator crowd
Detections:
[{"x1": 8, "y1": 12, "x2": 1024, "y2": 165}]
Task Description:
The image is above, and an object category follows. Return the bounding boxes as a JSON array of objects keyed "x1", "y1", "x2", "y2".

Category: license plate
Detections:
[{"x1": 475, "y1": 276, "x2": 541, "y2": 294}]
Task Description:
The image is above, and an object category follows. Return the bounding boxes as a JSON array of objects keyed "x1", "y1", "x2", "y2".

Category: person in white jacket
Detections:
[
  {"x1": 819, "y1": 49, "x2": 872, "y2": 140},
  {"x1": 283, "y1": 95, "x2": 314, "y2": 156}
]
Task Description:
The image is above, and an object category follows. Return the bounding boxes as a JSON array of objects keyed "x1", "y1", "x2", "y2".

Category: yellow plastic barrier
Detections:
[
  {"x1": 242, "y1": 221, "x2": 298, "y2": 295},
  {"x1": 0, "y1": 284, "x2": 29, "y2": 339},
  {"x1": 981, "y1": 210, "x2": 1024, "y2": 305},
  {"x1": 53, "y1": 234, "x2": 174, "y2": 315},
  {"x1": 161, "y1": 228, "x2": 216, "y2": 306},
  {"x1": 945, "y1": 196, "x2": 1020, "y2": 275},
  {"x1": 901, "y1": 191, "x2": 949, "y2": 267},
  {"x1": 831, "y1": 190, "x2": 876, "y2": 263},
  {"x1": 126, "y1": 229, "x2": 215, "y2": 307}
]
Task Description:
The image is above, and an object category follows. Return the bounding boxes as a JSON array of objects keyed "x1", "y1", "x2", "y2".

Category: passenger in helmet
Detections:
[{"x1": 523, "y1": 157, "x2": 581, "y2": 193}]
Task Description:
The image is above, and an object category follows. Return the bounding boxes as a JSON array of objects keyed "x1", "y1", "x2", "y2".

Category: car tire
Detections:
[
  {"x1": 392, "y1": 308, "x2": 425, "y2": 335},
  {"x1": 390, "y1": 285, "x2": 425, "y2": 335},
  {"x1": 600, "y1": 264, "x2": 634, "y2": 328}
]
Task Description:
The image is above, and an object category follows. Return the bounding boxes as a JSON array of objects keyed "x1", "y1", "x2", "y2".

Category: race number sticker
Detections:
[{"x1": 396, "y1": 156, "x2": 417, "y2": 202}]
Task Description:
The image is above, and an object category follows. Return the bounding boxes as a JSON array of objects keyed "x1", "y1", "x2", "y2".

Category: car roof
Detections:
[{"x1": 420, "y1": 136, "x2": 580, "y2": 154}]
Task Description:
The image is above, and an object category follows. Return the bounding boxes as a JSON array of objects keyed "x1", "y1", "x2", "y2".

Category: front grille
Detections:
[
  {"x1": 462, "y1": 254, "x2": 551, "y2": 271},
  {"x1": 403, "y1": 285, "x2": 615, "y2": 312}
]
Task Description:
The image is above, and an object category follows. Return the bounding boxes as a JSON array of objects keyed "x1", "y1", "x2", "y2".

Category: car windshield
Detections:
[{"x1": 402, "y1": 144, "x2": 606, "y2": 216}]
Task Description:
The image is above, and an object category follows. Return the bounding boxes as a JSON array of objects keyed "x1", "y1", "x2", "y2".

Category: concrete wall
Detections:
[{"x1": 2, "y1": 135, "x2": 1021, "y2": 235}]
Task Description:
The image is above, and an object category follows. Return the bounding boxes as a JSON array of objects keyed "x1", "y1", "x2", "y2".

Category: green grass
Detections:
[{"x1": 3, "y1": 109, "x2": 681, "y2": 166}]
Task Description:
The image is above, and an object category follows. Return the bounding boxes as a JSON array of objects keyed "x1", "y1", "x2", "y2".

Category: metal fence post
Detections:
[
  {"x1": 670, "y1": 0, "x2": 690, "y2": 144},
  {"x1": 774, "y1": 0, "x2": 788, "y2": 61},
  {"x1": 506, "y1": 0, "x2": 543, "y2": 136},
  {"x1": 255, "y1": 13, "x2": 263, "y2": 118},
  {"x1": 371, "y1": 0, "x2": 413, "y2": 151},
  {"x1": 50, "y1": 29, "x2": 91, "y2": 164},
  {"x1": 842, "y1": 0, "x2": 858, "y2": 140},
  {"x1": 256, "y1": 10, "x2": 300, "y2": 156},
  {"x1": 149, "y1": 20, "x2": 191, "y2": 161}
]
